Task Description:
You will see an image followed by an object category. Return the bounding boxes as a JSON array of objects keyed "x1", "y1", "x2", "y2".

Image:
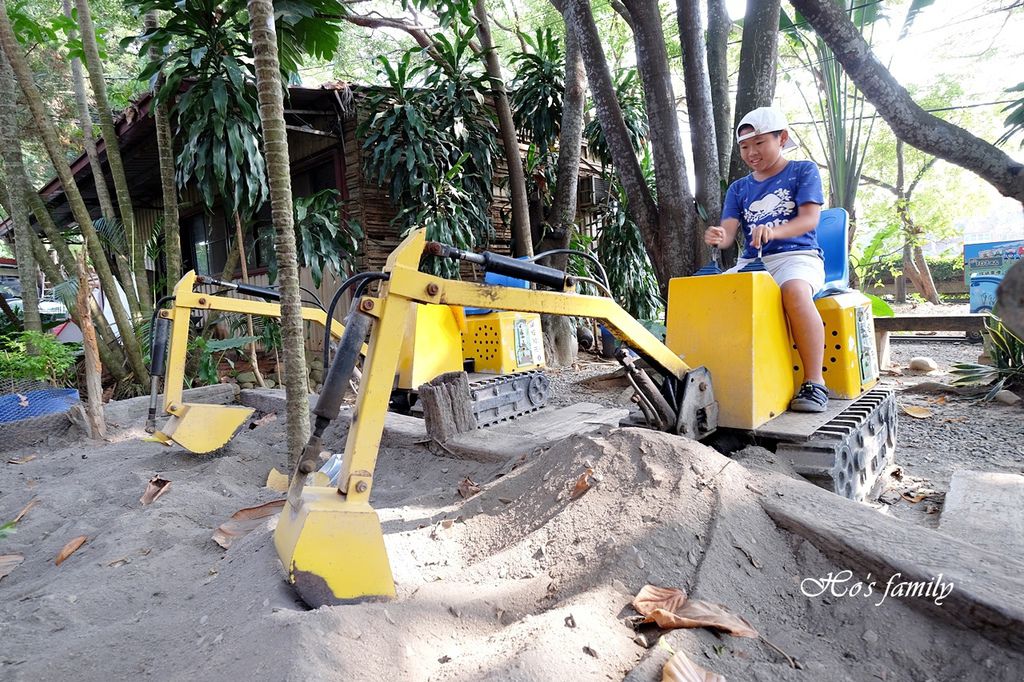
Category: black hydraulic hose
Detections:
[
  {"x1": 148, "y1": 296, "x2": 176, "y2": 372},
  {"x1": 530, "y1": 248, "x2": 610, "y2": 291},
  {"x1": 321, "y1": 272, "x2": 389, "y2": 370}
]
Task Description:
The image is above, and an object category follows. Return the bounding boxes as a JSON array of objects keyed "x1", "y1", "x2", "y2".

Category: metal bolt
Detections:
[
  {"x1": 564, "y1": 277, "x2": 576, "y2": 289},
  {"x1": 426, "y1": 283, "x2": 440, "y2": 296},
  {"x1": 355, "y1": 481, "x2": 368, "y2": 493},
  {"x1": 159, "y1": 311, "x2": 170, "y2": 318},
  {"x1": 699, "y1": 382, "x2": 707, "y2": 392},
  {"x1": 360, "y1": 299, "x2": 374, "y2": 311},
  {"x1": 198, "y1": 297, "x2": 207, "y2": 305},
  {"x1": 168, "y1": 403, "x2": 179, "y2": 412}
]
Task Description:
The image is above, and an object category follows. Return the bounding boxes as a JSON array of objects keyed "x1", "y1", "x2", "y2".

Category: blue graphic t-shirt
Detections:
[{"x1": 722, "y1": 160, "x2": 825, "y2": 259}]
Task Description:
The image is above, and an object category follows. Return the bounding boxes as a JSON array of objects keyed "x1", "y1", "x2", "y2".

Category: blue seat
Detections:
[
  {"x1": 464, "y1": 269, "x2": 529, "y2": 316},
  {"x1": 816, "y1": 207, "x2": 850, "y2": 296}
]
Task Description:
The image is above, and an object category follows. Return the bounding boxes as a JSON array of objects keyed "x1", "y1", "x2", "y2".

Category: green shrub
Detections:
[{"x1": 0, "y1": 331, "x2": 79, "y2": 385}]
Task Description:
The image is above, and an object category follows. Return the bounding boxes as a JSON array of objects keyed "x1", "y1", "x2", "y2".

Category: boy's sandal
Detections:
[{"x1": 790, "y1": 382, "x2": 828, "y2": 413}]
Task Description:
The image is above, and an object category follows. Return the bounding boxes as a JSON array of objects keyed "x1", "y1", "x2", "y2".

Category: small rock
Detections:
[
  {"x1": 908, "y1": 356, "x2": 938, "y2": 372},
  {"x1": 583, "y1": 645, "x2": 598, "y2": 658},
  {"x1": 264, "y1": 379, "x2": 276, "y2": 389},
  {"x1": 240, "y1": 383, "x2": 255, "y2": 390},
  {"x1": 438, "y1": 655, "x2": 451, "y2": 664},
  {"x1": 236, "y1": 371, "x2": 257, "y2": 384},
  {"x1": 633, "y1": 633, "x2": 651, "y2": 648},
  {"x1": 862, "y1": 629, "x2": 878, "y2": 644},
  {"x1": 994, "y1": 390, "x2": 1021, "y2": 406},
  {"x1": 200, "y1": 615, "x2": 208, "y2": 625}
]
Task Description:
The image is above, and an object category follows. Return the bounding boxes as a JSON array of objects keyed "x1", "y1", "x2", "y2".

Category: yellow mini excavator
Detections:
[{"x1": 269, "y1": 227, "x2": 896, "y2": 608}]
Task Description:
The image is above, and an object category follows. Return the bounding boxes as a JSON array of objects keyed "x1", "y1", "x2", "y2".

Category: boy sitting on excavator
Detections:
[{"x1": 704, "y1": 106, "x2": 828, "y2": 413}]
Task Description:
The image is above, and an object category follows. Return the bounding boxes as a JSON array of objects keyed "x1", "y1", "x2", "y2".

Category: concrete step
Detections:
[{"x1": 940, "y1": 470, "x2": 1024, "y2": 559}]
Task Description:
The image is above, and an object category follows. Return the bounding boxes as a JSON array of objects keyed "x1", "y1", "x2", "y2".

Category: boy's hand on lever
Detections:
[
  {"x1": 751, "y1": 225, "x2": 775, "y2": 249},
  {"x1": 704, "y1": 225, "x2": 726, "y2": 247}
]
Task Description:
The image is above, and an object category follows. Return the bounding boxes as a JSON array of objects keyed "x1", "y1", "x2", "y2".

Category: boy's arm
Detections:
[{"x1": 704, "y1": 218, "x2": 740, "y2": 247}]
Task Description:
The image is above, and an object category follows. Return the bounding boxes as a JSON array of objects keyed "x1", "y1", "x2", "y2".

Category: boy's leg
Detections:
[{"x1": 781, "y1": 280, "x2": 824, "y2": 384}]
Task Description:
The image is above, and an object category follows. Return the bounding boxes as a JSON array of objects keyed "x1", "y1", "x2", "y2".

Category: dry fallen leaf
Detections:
[
  {"x1": 458, "y1": 477, "x2": 481, "y2": 499},
  {"x1": 901, "y1": 491, "x2": 928, "y2": 503},
  {"x1": 901, "y1": 405, "x2": 933, "y2": 419},
  {"x1": 0, "y1": 554, "x2": 24, "y2": 581},
  {"x1": 926, "y1": 395, "x2": 948, "y2": 405},
  {"x1": 6, "y1": 454, "x2": 36, "y2": 465},
  {"x1": 13, "y1": 498, "x2": 38, "y2": 524},
  {"x1": 570, "y1": 468, "x2": 594, "y2": 500},
  {"x1": 249, "y1": 412, "x2": 278, "y2": 429},
  {"x1": 16, "y1": 393, "x2": 29, "y2": 408},
  {"x1": 633, "y1": 585, "x2": 758, "y2": 638},
  {"x1": 662, "y1": 650, "x2": 727, "y2": 682},
  {"x1": 212, "y1": 499, "x2": 286, "y2": 549},
  {"x1": 265, "y1": 467, "x2": 289, "y2": 493},
  {"x1": 55, "y1": 536, "x2": 88, "y2": 566},
  {"x1": 140, "y1": 477, "x2": 172, "y2": 505}
]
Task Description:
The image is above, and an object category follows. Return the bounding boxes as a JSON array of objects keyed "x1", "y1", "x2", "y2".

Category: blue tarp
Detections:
[{"x1": 0, "y1": 388, "x2": 79, "y2": 423}]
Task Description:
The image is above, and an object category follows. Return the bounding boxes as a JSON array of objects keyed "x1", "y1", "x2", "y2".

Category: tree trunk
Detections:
[
  {"x1": 24, "y1": 192, "x2": 129, "y2": 379},
  {"x1": 565, "y1": 0, "x2": 661, "y2": 279},
  {"x1": 0, "y1": 49, "x2": 41, "y2": 332},
  {"x1": 147, "y1": 10, "x2": 182, "y2": 293},
  {"x1": 790, "y1": 0, "x2": 1024, "y2": 203},
  {"x1": 76, "y1": 253, "x2": 106, "y2": 439},
  {"x1": 911, "y1": 244, "x2": 940, "y2": 304},
  {"x1": 235, "y1": 213, "x2": 266, "y2": 388},
  {"x1": 728, "y1": 0, "x2": 781, "y2": 185},
  {"x1": 625, "y1": 0, "x2": 699, "y2": 279},
  {"x1": 677, "y1": 0, "x2": 722, "y2": 265},
  {"x1": 541, "y1": 11, "x2": 586, "y2": 272},
  {"x1": 248, "y1": 0, "x2": 310, "y2": 466},
  {"x1": 706, "y1": 0, "x2": 733, "y2": 180},
  {"x1": 473, "y1": 0, "x2": 533, "y2": 258},
  {"x1": 62, "y1": 0, "x2": 115, "y2": 221},
  {"x1": 75, "y1": 0, "x2": 152, "y2": 318},
  {"x1": 0, "y1": 10, "x2": 150, "y2": 383}
]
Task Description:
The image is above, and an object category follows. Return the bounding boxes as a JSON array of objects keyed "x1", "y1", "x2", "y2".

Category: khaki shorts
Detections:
[{"x1": 726, "y1": 250, "x2": 825, "y2": 293}]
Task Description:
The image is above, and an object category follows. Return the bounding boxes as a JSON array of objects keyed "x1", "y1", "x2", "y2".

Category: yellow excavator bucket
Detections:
[
  {"x1": 151, "y1": 403, "x2": 254, "y2": 453},
  {"x1": 274, "y1": 486, "x2": 395, "y2": 606}
]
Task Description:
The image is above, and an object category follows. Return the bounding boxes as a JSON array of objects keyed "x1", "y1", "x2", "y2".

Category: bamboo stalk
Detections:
[{"x1": 76, "y1": 253, "x2": 106, "y2": 439}]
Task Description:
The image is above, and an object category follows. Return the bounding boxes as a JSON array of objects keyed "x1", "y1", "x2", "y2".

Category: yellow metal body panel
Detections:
[
  {"x1": 274, "y1": 486, "x2": 395, "y2": 603},
  {"x1": 397, "y1": 304, "x2": 464, "y2": 389},
  {"x1": 462, "y1": 311, "x2": 546, "y2": 374},
  {"x1": 666, "y1": 272, "x2": 794, "y2": 430},
  {"x1": 795, "y1": 293, "x2": 879, "y2": 398}
]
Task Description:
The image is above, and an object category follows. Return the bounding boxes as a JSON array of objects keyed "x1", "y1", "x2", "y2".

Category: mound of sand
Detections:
[{"x1": 2, "y1": 414, "x2": 1021, "y2": 680}]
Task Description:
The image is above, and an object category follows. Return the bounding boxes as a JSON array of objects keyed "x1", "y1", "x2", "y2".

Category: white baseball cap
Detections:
[{"x1": 736, "y1": 106, "x2": 798, "y2": 150}]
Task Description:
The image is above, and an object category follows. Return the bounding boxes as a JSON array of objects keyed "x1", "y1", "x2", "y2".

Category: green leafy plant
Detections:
[
  {"x1": 596, "y1": 175, "x2": 662, "y2": 320},
  {"x1": 0, "y1": 331, "x2": 79, "y2": 385},
  {"x1": 359, "y1": 33, "x2": 499, "y2": 279},
  {"x1": 951, "y1": 316, "x2": 1024, "y2": 396},
  {"x1": 584, "y1": 69, "x2": 648, "y2": 167},
  {"x1": 509, "y1": 28, "x2": 564, "y2": 155},
  {"x1": 191, "y1": 335, "x2": 258, "y2": 386},
  {"x1": 259, "y1": 190, "x2": 363, "y2": 288}
]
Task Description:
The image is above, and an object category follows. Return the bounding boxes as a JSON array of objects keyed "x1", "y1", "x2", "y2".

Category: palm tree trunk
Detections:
[
  {"x1": 146, "y1": 10, "x2": 182, "y2": 291},
  {"x1": 75, "y1": 0, "x2": 152, "y2": 318},
  {"x1": 706, "y1": 0, "x2": 733, "y2": 180},
  {"x1": 473, "y1": 0, "x2": 533, "y2": 257},
  {"x1": 62, "y1": 0, "x2": 115, "y2": 221},
  {"x1": 0, "y1": 49, "x2": 41, "y2": 332},
  {"x1": 0, "y1": 9, "x2": 150, "y2": 383},
  {"x1": 677, "y1": 0, "x2": 722, "y2": 263},
  {"x1": 248, "y1": 0, "x2": 310, "y2": 465}
]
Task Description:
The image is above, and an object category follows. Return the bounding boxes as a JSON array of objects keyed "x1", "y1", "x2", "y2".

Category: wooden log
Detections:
[
  {"x1": 873, "y1": 314, "x2": 986, "y2": 332},
  {"x1": 419, "y1": 371, "x2": 476, "y2": 443}
]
